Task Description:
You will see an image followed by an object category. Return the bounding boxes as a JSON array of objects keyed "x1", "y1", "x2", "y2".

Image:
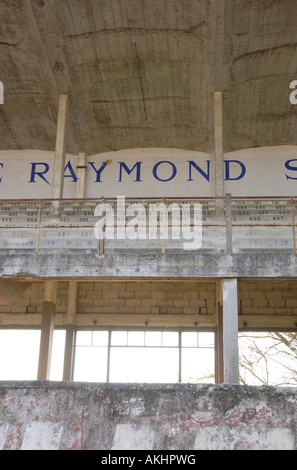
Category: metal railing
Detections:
[{"x1": 0, "y1": 195, "x2": 296, "y2": 255}]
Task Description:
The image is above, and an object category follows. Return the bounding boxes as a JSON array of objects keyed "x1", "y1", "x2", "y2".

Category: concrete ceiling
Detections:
[{"x1": 0, "y1": 0, "x2": 297, "y2": 156}]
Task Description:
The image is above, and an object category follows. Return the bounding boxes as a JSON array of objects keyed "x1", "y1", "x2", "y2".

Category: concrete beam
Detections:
[{"x1": 0, "y1": 251, "x2": 296, "y2": 279}]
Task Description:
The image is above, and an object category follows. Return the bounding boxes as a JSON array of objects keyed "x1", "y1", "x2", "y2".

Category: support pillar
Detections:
[
  {"x1": 222, "y1": 279, "x2": 240, "y2": 384},
  {"x1": 37, "y1": 281, "x2": 57, "y2": 380},
  {"x1": 63, "y1": 281, "x2": 78, "y2": 381},
  {"x1": 214, "y1": 91, "x2": 224, "y2": 214},
  {"x1": 215, "y1": 281, "x2": 224, "y2": 383},
  {"x1": 76, "y1": 153, "x2": 87, "y2": 199},
  {"x1": 51, "y1": 95, "x2": 69, "y2": 213}
]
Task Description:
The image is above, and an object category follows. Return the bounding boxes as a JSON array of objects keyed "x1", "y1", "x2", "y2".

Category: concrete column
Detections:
[
  {"x1": 63, "y1": 281, "x2": 78, "y2": 381},
  {"x1": 215, "y1": 281, "x2": 224, "y2": 383},
  {"x1": 214, "y1": 91, "x2": 224, "y2": 206},
  {"x1": 222, "y1": 279, "x2": 240, "y2": 384},
  {"x1": 37, "y1": 281, "x2": 57, "y2": 380},
  {"x1": 51, "y1": 95, "x2": 69, "y2": 212},
  {"x1": 225, "y1": 193, "x2": 232, "y2": 254}
]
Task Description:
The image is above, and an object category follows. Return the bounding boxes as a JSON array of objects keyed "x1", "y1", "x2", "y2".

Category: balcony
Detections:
[{"x1": 0, "y1": 195, "x2": 296, "y2": 279}]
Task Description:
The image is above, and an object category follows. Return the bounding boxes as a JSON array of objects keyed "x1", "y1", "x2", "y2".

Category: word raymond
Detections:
[{"x1": 2, "y1": 158, "x2": 297, "y2": 186}]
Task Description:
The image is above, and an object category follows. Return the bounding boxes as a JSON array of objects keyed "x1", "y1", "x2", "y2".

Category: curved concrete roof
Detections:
[{"x1": 0, "y1": 0, "x2": 297, "y2": 155}]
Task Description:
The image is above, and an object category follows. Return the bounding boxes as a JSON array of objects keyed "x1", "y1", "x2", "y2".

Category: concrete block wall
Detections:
[
  {"x1": 0, "y1": 382, "x2": 296, "y2": 450},
  {"x1": 1, "y1": 279, "x2": 297, "y2": 327},
  {"x1": 0, "y1": 282, "x2": 45, "y2": 315},
  {"x1": 77, "y1": 281, "x2": 216, "y2": 316},
  {"x1": 238, "y1": 280, "x2": 297, "y2": 316}
]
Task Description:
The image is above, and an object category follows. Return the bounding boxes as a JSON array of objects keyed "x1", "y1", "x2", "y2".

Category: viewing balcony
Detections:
[{"x1": 0, "y1": 195, "x2": 296, "y2": 279}]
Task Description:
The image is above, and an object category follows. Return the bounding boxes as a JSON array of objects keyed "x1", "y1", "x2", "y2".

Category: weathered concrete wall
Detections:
[
  {"x1": 0, "y1": 382, "x2": 296, "y2": 450},
  {"x1": 1, "y1": 251, "x2": 297, "y2": 279}
]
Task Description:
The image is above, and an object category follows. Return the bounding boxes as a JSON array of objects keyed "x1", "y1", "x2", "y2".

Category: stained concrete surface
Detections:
[
  {"x1": 0, "y1": 381, "x2": 296, "y2": 450},
  {"x1": 1, "y1": 250, "x2": 297, "y2": 280}
]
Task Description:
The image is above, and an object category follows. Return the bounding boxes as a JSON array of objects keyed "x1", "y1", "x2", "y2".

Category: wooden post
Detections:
[
  {"x1": 63, "y1": 281, "x2": 78, "y2": 381},
  {"x1": 51, "y1": 95, "x2": 69, "y2": 213},
  {"x1": 37, "y1": 281, "x2": 57, "y2": 380}
]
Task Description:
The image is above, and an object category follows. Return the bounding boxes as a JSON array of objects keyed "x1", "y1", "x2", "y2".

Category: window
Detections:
[
  {"x1": 73, "y1": 329, "x2": 215, "y2": 384},
  {"x1": 239, "y1": 331, "x2": 297, "y2": 386},
  {"x1": 0, "y1": 329, "x2": 40, "y2": 380},
  {"x1": 0, "y1": 329, "x2": 66, "y2": 381}
]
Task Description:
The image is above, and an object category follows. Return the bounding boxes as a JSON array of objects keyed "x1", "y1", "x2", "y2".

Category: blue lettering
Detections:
[
  {"x1": 0, "y1": 163, "x2": 3, "y2": 183},
  {"x1": 64, "y1": 161, "x2": 78, "y2": 182},
  {"x1": 285, "y1": 159, "x2": 297, "y2": 180},
  {"x1": 88, "y1": 162, "x2": 108, "y2": 182},
  {"x1": 29, "y1": 162, "x2": 50, "y2": 185},
  {"x1": 188, "y1": 160, "x2": 210, "y2": 182},
  {"x1": 225, "y1": 160, "x2": 246, "y2": 181},
  {"x1": 119, "y1": 162, "x2": 142, "y2": 182},
  {"x1": 153, "y1": 161, "x2": 177, "y2": 182}
]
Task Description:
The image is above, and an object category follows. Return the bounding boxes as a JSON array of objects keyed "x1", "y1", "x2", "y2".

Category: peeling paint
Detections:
[{"x1": 0, "y1": 382, "x2": 296, "y2": 450}]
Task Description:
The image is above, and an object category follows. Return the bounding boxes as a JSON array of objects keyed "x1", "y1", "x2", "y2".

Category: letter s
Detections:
[{"x1": 285, "y1": 159, "x2": 297, "y2": 180}]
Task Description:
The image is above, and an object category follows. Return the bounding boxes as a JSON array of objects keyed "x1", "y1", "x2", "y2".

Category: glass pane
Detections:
[
  {"x1": 128, "y1": 331, "x2": 145, "y2": 346},
  {"x1": 109, "y1": 347, "x2": 179, "y2": 383},
  {"x1": 0, "y1": 330, "x2": 41, "y2": 380},
  {"x1": 73, "y1": 347, "x2": 108, "y2": 382},
  {"x1": 145, "y1": 331, "x2": 162, "y2": 346},
  {"x1": 50, "y1": 330, "x2": 66, "y2": 381},
  {"x1": 182, "y1": 332, "x2": 198, "y2": 348},
  {"x1": 162, "y1": 332, "x2": 179, "y2": 347},
  {"x1": 181, "y1": 348, "x2": 215, "y2": 384},
  {"x1": 198, "y1": 332, "x2": 215, "y2": 348},
  {"x1": 239, "y1": 332, "x2": 297, "y2": 387},
  {"x1": 93, "y1": 331, "x2": 109, "y2": 346},
  {"x1": 111, "y1": 331, "x2": 128, "y2": 346},
  {"x1": 76, "y1": 331, "x2": 92, "y2": 346}
]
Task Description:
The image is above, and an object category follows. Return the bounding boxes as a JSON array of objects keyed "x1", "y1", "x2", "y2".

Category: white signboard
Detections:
[{"x1": 0, "y1": 146, "x2": 297, "y2": 199}]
